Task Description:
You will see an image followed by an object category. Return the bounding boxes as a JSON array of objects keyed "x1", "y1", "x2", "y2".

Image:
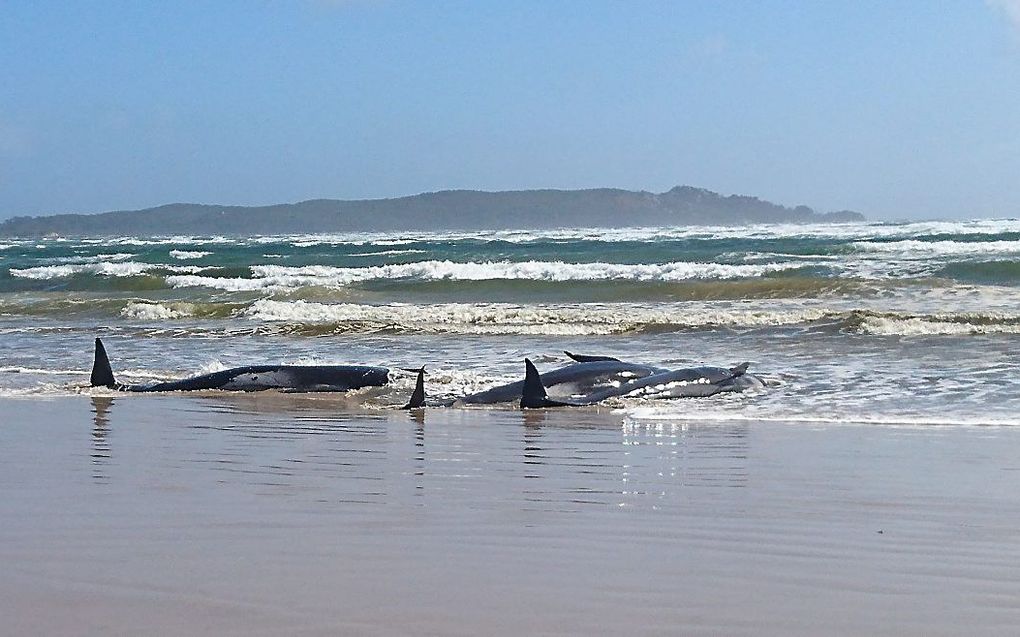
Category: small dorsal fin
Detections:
[
  {"x1": 402, "y1": 366, "x2": 426, "y2": 409},
  {"x1": 521, "y1": 359, "x2": 549, "y2": 408},
  {"x1": 729, "y1": 362, "x2": 750, "y2": 377},
  {"x1": 564, "y1": 351, "x2": 621, "y2": 363},
  {"x1": 521, "y1": 359, "x2": 572, "y2": 408},
  {"x1": 90, "y1": 338, "x2": 117, "y2": 388}
]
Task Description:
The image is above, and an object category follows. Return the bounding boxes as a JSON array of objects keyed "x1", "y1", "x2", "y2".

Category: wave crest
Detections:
[
  {"x1": 120, "y1": 302, "x2": 195, "y2": 320},
  {"x1": 166, "y1": 260, "x2": 801, "y2": 291}
]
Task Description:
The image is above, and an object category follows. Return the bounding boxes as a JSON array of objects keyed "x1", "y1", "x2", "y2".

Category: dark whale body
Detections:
[
  {"x1": 456, "y1": 359, "x2": 668, "y2": 405},
  {"x1": 90, "y1": 338, "x2": 389, "y2": 393},
  {"x1": 519, "y1": 358, "x2": 764, "y2": 408}
]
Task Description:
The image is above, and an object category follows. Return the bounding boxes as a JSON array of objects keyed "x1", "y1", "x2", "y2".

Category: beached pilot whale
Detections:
[
  {"x1": 455, "y1": 356, "x2": 669, "y2": 406},
  {"x1": 519, "y1": 357, "x2": 763, "y2": 408},
  {"x1": 402, "y1": 366, "x2": 426, "y2": 409},
  {"x1": 89, "y1": 338, "x2": 390, "y2": 393}
]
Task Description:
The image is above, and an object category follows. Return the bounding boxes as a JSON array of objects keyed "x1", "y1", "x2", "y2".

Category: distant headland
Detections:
[{"x1": 0, "y1": 186, "x2": 864, "y2": 236}]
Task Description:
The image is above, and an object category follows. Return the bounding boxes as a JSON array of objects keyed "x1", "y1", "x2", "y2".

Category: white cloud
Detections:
[{"x1": 989, "y1": 0, "x2": 1020, "y2": 32}]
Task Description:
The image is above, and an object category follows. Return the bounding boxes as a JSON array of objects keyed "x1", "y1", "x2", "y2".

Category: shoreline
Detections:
[{"x1": 3, "y1": 396, "x2": 1019, "y2": 635}]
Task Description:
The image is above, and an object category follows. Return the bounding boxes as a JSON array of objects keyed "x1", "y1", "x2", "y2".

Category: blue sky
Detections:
[{"x1": 1, "y1": 0, "x2": 1018, "y2": 220}]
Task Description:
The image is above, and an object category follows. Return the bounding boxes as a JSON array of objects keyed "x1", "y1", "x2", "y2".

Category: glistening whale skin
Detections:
[
  {"x1": 89, "y1": 338, "x2": 389, "y2": 393},
  {"x1": 455, "y1": 358, "x2": 669, "y2": 405},
  {"x1": 519, "y1": 358, "x2": 763, "y2": 408}
]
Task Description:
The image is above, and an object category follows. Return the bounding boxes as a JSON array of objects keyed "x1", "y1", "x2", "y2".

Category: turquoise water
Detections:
[{"x1": 1, "y1": 219, "x2": 1019, "y2": 424}]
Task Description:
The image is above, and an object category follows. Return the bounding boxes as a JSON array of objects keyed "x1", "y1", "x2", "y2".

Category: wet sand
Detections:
[{"x1": 2, "y1": 395, "x2": 1020, "y2": 636}]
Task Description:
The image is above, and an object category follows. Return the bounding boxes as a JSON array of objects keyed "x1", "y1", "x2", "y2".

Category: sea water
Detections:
[{"x1": 1, "y1": 219, "x2": 1019, "y2": 424}]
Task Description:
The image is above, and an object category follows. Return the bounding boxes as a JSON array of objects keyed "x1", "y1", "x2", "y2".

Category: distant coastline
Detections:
[{"x1": 0, "y1": 186, "x2": 864, "y2": 236}]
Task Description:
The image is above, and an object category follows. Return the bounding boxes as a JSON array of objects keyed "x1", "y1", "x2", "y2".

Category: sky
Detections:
[{"x1": 1, "y1": 1, "x2": 1018, "y2": 221}]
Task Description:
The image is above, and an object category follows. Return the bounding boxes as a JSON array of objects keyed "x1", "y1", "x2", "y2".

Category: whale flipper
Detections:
[
  {"x1": 402, "y1": 367, "x2": 426, "y2": 409},
  {"x1": 90, "y1": 338, "x2": 117, "y2": 388},
  {"x1": 521, "y1": 359, "x2": 574, "y2": 408},
  {"x1": 564, "y1": 351, "x2": 621, "y2": 363}
]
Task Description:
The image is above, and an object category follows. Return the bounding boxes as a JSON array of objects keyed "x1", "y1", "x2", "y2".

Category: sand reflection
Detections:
[{"x1": 90, "y1": 395, "x2": 113, "y2": 481}]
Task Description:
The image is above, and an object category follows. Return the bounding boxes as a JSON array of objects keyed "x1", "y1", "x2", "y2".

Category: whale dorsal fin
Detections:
[
  {"x1": 402, "y1": 366, "x2": 426, "y2": 409},
  {"x1": 729, "y1": 362, "x2": 750, "y2": 377},
  {"x1": 521, "y1": 359, "x2": 574, "y2": 408},
  {"x1": 90, "y1": 338, "x2": 117, "y2": 388},
  {"x1": 522, "y1": 359, "x2": 582, "y2": 408},
  {"x1": 564, "y1": 351, "x2": 621, "y2": 363},
  {"x1": 521, "y1": 359, "x2": 549, "y2": 408}
]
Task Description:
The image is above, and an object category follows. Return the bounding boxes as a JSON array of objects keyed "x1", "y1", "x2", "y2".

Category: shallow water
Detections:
[{"x1": 3, "y1": 397, "x2": 1020, "y2": 635}]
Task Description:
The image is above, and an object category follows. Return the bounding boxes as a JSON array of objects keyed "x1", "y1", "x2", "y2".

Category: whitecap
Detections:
[
  {"x1": 238, "y1": 299, "x2": 832, "y2": 335},
  {"x1": 853, "y1": 239, "x2": 1020, "y2": 257},
  {"x1": 120, "y1": 302, "x2": 195, "y2": 320},
  {"x1": 169, "y1": 250, "x2": 212, "y2": 260}
]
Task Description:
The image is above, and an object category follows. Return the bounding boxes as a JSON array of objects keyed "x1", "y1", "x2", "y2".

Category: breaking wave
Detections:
[
  {"x1": 854, "y1": 239, "x2": 1020, "y2": 256},
  {"x1": 166, "y1": 260, "x2": 802, "y2": 291},
  {"x1": 847, "y1": 312, "x2": 1020, "y2": 336},
  {"x1": 229, "y1": 300, "x2": 1020, "y2": 336},
  {"x1": 169, "y1": 250, "x2": 212, "y2": 260},
  {"x1": 9, "y1": 262, "x2": 210, "y2": 279},
  {"x1": 239, "y1": 299, "x2": 832, "y2": 335},
  {"x1": 120, "y1": 302, "x2": 196, "y2": 320}
]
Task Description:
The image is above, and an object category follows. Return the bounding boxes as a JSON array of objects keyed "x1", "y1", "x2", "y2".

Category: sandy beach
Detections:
[{"x1": 3, "y1": 395, "x2": 1019, "y2": 636}]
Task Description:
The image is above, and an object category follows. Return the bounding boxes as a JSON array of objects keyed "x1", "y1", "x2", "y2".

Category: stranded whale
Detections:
[
  {"x1": 402, "y1": 366, "x2": 426, "y2": 409},
  {"x1": 519, "y1": 357, "x2": 763, "y2": 408},
  {"x1": 455, "y1": 358, "x2": 669, "y2": 406},
  {"x1": 90, "y1": 338, "x2": 390, "y2": 393}
]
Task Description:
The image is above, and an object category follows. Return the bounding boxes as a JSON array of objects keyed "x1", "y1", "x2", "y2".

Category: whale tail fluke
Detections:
[
  {"x1": 564, "y1": 351, "x2": 621, "y2": 363},
  {"x1": 90, "y1": 338, "x2": 117, "y2": 388},
  {"x1": 521, "y1": 359, "x2": 571, "y2": 408},
  {"x1": 402, "y1": 366, "x2": 426, "y2": 409}
]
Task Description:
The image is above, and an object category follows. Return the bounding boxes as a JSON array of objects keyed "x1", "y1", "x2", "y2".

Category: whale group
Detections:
[{"x1": 89, "y1": 338, "x2": 764, "y2": 409}]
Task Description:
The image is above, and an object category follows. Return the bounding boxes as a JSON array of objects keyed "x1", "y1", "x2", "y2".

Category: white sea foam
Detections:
[
  {"x1": 169, "y1": 250, "x2": 212, "y2": 260},
  {"x1": 10, "y1": 261, "x2": 154, "y2": 278},
  {"x1": 49, "y1": 252, "x2": 136, "y2": 264},
  {"x1": 239, "y1": 300, "x2": 831, "y2": 334},
  {"x1": 235, "y1": 298, "x2": 1020, "y2": 336},
  {"x1": 99, "y1": 236, "x2": 234, "y2": 246},
  {"x1": 167, "y1": 274, "x2": 267, "y2": 291},
  {"x1": 10, "y1": 262, "x2": 212, "y2": 279},
  {"x1": 120, "y1": 302, "x2": 195, "y2": 320},
  {"x1": 253, "y1": 260, "x2": 800, "y2": 282},
  {"x1": 168, "y1": 260, "x2": 800, "y2": 291},
  {"x1": 348, "y1": 249, "x2": 428, "y2": 257},
  {"x1": 854, "y1": 315, "x2": 1020, "y2": 336},
  {"x1": 0, "y1": 366, "x2": 89, "y2": 375},
  {"x1": 853, "y1": 239, "x2": 1020, "y2": 257}
]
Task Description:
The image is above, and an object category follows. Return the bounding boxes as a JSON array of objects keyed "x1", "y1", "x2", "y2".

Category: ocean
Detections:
[{"x1": 1, "y1": 218, "x2": 1019, "y2": 423}]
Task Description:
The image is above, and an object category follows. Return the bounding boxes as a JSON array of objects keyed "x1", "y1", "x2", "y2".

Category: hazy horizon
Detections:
[{"x1": 2, "y1": 1, "x2": 1019, "y2": 221}]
